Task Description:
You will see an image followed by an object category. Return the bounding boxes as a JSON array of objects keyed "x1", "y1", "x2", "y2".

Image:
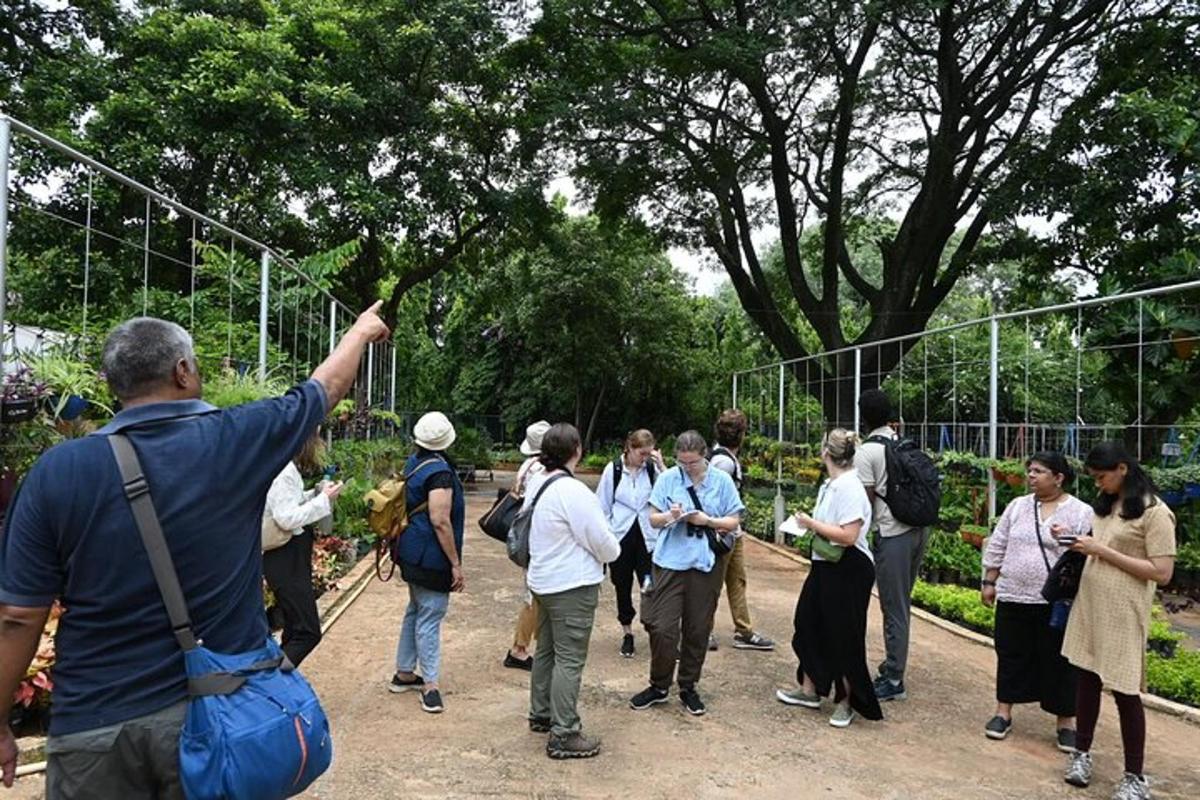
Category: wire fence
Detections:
[
  {"x1": 733, "y1": 281, "x2": 1200, "y2": 522},
  {"x1": 0, "y1": 114, "x2": 398, "y2": 439}
]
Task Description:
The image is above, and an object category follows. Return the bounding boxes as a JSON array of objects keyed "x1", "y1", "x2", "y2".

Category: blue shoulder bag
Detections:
[{"x1": 109, "y1": 435, "x2": 333, "y2": 800}]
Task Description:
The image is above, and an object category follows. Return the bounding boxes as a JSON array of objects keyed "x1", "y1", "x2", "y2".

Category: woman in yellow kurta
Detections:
[{"x1": 1059, "y1": 442, "x2": 1176, "y2": 800}]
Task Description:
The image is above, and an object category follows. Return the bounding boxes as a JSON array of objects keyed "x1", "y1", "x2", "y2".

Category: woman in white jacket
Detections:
[
  {"x1": 525, "y1": 423, "x2": 620, "y2": 760},
  {"x1": 263, "y1": 429, "x2": 343, "y2": 666}
]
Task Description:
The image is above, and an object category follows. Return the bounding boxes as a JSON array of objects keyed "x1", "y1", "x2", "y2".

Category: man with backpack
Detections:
[
  {"x1": 854, "y1": 390, "x2": 940, "y2": 702},
  {"x1": 708, "y1": 409, "x2": 774, "y2": 652}
]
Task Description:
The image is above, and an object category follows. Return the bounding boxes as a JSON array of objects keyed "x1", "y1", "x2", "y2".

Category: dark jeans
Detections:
[
  {"x1": 45, "y1": 702, "x2": 187, "y2": 800},
  {"x1": 263, "y1": 529, "x2": 322, "y2": 666},
  {"x1": 609, "y1": 520, "x2": 652, "y2": 626}
]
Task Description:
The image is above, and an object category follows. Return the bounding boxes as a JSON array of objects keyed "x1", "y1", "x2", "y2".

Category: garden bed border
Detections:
[{"x1": 744, "y1": 536, "x2": 1200, "y2": 727}]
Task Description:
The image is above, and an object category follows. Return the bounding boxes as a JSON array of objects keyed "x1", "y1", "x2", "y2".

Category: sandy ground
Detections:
[{"x1": 9, "y1": 478, "x2": 1200, "y2": 799}]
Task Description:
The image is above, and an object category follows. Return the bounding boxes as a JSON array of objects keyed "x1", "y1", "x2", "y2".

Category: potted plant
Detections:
[
  {"x1": 1151, "y1": 466, "x2": 1187, "y2": 507},
  {"x1": 1181, "y1": 464, "x2": 1200, "y2": 500},
  {"x1": 1, "y1": 366, "x2": 47, "y2": 424},
  {"x1": 959, "y1": 523, "x2": 989, "y2": 549},
  {"x1": 989, "y1": 459, "x2": 1026, "y2": 488},
  {"x1": 28, "y1": 351, "x2": 113, "y2": 421}
]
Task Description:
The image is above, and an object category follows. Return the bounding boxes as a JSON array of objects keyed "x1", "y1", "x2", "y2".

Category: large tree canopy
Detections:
[{"x1": 531, "y1": 0, "x2": 1173, "y2": 417}]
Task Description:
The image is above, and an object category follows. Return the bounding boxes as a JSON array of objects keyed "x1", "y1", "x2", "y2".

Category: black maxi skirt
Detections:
[
  {"x1": 994, "y1": 600, "x2": 1077, "y2": 716},
  {"x1": 792, "y1": 546, "x2": 883, "y2": 721}
]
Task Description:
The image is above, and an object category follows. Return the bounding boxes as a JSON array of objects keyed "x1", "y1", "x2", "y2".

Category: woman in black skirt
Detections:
[
  {"x1": 980, "y1": 450, "x2": 1092, "y2": 751},
  {"x1": 775, "y1": 429, "x2": 882, "y2": 728}
]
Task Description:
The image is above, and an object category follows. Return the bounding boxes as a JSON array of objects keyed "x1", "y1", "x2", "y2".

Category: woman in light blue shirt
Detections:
[
  {"x1": 628, "y1": 431, "x2": 744, "y2": 717},
  {"x1": 595, "y1": 429, "x2": 666, "y2": 658}
]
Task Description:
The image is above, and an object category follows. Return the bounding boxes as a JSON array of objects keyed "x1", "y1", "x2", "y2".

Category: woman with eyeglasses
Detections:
[
  {"x1": 1059, "y1": 442, "x2": 1176, "y2": 800},
  {"x1": 628, "y1": 430, "x2": 743, "y2": 717},
  {"x1": 980, "y1": 451, "x2": 1091, "y2": 751}
]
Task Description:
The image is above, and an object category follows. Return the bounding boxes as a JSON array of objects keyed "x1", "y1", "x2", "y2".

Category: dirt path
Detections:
[{"x1": 9, "y1": 481, "x2": 1200, "y2": 799}]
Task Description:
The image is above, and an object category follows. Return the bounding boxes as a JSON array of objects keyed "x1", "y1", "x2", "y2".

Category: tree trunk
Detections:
[{"x1": 583, "y1": 383, "x2": 607, "y2": 453}]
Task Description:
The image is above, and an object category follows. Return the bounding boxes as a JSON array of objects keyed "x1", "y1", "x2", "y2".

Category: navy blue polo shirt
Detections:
[{"x1": 0, "y1": 380, "x2": 327, "y2": 735}]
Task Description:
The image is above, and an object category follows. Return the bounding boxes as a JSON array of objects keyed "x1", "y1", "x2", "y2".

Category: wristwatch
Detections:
[{"x1": 980, "y1": 579, "x2": 996, "y2": 587}]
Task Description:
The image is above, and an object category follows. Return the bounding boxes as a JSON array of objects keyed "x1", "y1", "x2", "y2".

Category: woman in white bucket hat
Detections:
[{"x1": 389, "y1": 412, "x2": 464, "y2": 713}]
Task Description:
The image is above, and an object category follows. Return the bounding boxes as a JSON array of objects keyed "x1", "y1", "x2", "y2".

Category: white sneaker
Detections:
[{"x1": 1112, "y1": 772, "x2": 1151, "y2": 800}]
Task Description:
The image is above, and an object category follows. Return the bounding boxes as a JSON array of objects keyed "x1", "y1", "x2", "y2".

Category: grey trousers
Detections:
[
  {"x1": 873, "y1": 527, "x2": 930, "y2": 682},
  {"x1": 45, "y1": 702, "x2": 187, "y2": 800},
  {"x1": 530, "y1": 582, "x2": 600, "y2": 737}
]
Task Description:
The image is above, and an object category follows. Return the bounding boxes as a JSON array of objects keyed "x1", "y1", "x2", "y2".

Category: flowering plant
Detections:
[{"x1": 13, "y1": 602, "x2": 61, "y2": 709}]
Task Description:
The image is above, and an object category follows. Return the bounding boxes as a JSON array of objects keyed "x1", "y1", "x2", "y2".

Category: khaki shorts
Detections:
[{"x1": 45, "y1": 702, "x2": 186, "y2": 800}]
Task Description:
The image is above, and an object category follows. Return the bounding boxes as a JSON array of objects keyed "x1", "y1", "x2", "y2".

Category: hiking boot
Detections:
[
  {"x1": 1057, "y1": 728, "x2": 1077, "y2": 753},
  {"x1": 420, "y1": 689, "x2": 444, "y2": 714},
  {"x1": 547, "y1": 731, "x2": 601, "y2": 759},
  {"x1": 732, "y1": 631, "x2": 775, "y2": 651},
  {"x1": 708, "y1": 633, "x2": 719, "y2": 651},
  {"x1": 1112, "y1": 772, "x2": 1151, "y2": 800},
  {"x1": 984, "y1": 715, "x2": 1012, "y2": 740},
  {"x1": 620, "y1": 633, "x2": 635, "y2": 658},
  {"x1": 388, "y1": 672, "x2": 424, "y2": 694},
  {"x1": 679, "y1": 688, "x2": 706, "y2": 716},
  {"x1": 528, "y1": 715, "x2": 552, "y2": 733},
  {"x1": 1064, "y1": 751, "x2": 1093, "y2": 788},
  {"x1": 503, "y1": 652, "x2": 533, "y2": 671},
  {"x1": 629, "y1": 685, "x2": 669, "y2": 711},
  {"x1": 873, "y1": 675, "x2": 907, "y2": 701},
  {"x1": 829, "y1": 703, "x2": 856, "y2": 728},
  {"x1": 775, "y1": 687, "x2": 821, "y2": 708}
]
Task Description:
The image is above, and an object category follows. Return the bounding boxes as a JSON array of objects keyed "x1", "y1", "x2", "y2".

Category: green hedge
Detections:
[
  {"x1": 1146, "y1": 649, "x2": 1200, "y2": 706},
  {"x1": 910, "y1": 580, "x2": 996, "y2": 635}
]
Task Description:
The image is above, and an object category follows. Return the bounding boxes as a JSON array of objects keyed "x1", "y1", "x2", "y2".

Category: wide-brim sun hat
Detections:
[
  {"x1": 414, "y1": 411, "x2": 456, "y2": 452},
  {"x1": 520, "y1": 420, "x2": 552, "y2": 456}
]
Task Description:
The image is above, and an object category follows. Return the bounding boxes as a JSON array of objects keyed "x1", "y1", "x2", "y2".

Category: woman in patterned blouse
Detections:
[{"x1": 981, "y1": 451, "x2": 1092, "y2": 751}]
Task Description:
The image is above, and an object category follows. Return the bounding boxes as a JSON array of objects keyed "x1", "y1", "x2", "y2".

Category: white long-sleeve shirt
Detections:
[
  {"x1": 524, "y1": 470, "x2": 621, "y2": 595},
  {"x1": 264, "y1": 462, "x2": 331, "y2": 536},
  {"x1": 594, "y1": 457, "x2": 657, "y2": 545}
]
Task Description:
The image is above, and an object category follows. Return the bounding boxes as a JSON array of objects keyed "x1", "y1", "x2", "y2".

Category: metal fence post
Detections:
[
  {"x1": 732, "y1": 373, "x2": 738, "y2": 409},
  {"x1": 0, "y1": 117, "x2": 10, "y2": 378},
  {"x1": 774, "y1": 362, "x2": 786, "y2": 544},
  {"x1": 258, "y1": 251, "x2": 270, "y2": 381},
  {"x1": 329, "y1": 299, "x2": 337, "y2": 356},
  {"x1": 853, "y1": 347, "x2": 862, "y2": 432},
  {"x1": 988, "y1": 317, "x2": 999, "y2": 524},
  {"x1": 390, "y1": 344, "x2": 397, "y2": 413}
]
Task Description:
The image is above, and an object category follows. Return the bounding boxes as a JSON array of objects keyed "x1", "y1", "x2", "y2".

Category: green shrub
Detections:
[
  {"x1": 911, "y1": 580, "x2": 995, "y2": 634},
  {"x1": 203, "y1": 370, "x2": 289, "y2": 409},
  {"x1": 447, "y1": 426, "x2": 493, "y2": 468},
  {"x1": 1146, "y1": 649, "x2": 1200, "y2": 707}
]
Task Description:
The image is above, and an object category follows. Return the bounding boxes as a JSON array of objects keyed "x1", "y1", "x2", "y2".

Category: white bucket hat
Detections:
[
  {"x1": 519, "y1": 420, "x2": 551, "y2": 456},
  {"x1": 413, "y1": 411, "x2": 457, "y2": 452}
]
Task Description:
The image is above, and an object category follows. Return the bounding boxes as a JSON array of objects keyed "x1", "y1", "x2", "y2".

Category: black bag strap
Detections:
[
  {"x1": 611, "y1": 457, "x2": 623, "y2": 502},
  {"x1": 530, "y1": 472, "x2": 568, "y2": 511},
  {"x1": 108, "y1": 435, "x2": 199, "y2": 653},
  {"x1": 1032, "y1": 498, "x2": 1053, "y2": 573},
  {"x1": 109, "y1": 435, "x2": 283, "y2": 693}
]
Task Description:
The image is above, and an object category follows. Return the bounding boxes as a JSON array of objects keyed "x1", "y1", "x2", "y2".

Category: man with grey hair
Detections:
[{"x1": 0, "y1": 301, "x2": 389, "y2": 798}]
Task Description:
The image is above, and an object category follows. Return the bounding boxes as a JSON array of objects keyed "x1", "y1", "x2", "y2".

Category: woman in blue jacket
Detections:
[{"x1": 388, "y1": 412, "x2": 465, "y2": 714}]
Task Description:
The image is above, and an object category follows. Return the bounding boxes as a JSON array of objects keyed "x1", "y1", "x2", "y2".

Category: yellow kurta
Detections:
[{"x1": 1061, "y1": 498, "x2": 1177, "y2": 695}]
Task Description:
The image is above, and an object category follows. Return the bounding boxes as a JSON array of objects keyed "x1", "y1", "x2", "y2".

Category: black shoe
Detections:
[
  {"x1": 1057, "y1": 728, "x2": 1077, "y2": 753},
  {"x1": 984, "y1": 715, "x2": 1012, "y2": 740},
  {"x1": 547, "y1": 731, "x2": 601, "y2": 759},
  {"x1": 420, "y1": 689, "x2": 444, "y2": 714},
  {"x1": 504, "y1": 652, "x2": 533, "y2": 671},
  {"x1": 732, "y1": 631, "x2": 775, "y2": 651},
  {"x1": 620, "y1": 633, "x2": 635, "y2": 658},
  {"x1": 679, "y1": 688, "x2": 706, "y2": 716},
  {"x1": 873, "y1": 675, "x2": 907, "y2": 701},
  {"x1": 388, "y1": 673, "x2": 424, "y2": 694},
  {"x1": 528, "y1": 716, "x2": 552, "y2": 733},
  {"x1": 629, "y1": 685, "x2": 669, "y2": 710}
]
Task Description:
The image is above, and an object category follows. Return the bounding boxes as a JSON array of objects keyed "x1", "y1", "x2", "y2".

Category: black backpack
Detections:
[
  {"x1": 709, "y1": 446, "x2": 742, "y2": 490},
  {"x1": 612, "y1": 456, "x2": 657, "y2": 502},
  {"x1": 865, "y1": 435, "x2": 941, "y2": 527}
]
